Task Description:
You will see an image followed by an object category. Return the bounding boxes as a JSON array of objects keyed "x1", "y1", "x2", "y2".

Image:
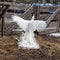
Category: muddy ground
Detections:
[{"x1": 0, "y1": 35, "x2": 60, "y2": 60}]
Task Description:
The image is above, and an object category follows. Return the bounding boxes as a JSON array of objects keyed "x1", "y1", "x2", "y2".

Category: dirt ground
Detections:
[{"x1": 0, "y1": 35, "x2": 60, "y2": 60}]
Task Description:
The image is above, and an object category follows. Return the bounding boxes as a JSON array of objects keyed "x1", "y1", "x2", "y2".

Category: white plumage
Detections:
[
  {"x1": 12, "y1": 15, "x2": 46, "y2": 32},
  {"x1": 12, "y1": 15, "x2": 47, "y2": 49},
  {"x1": 12, "y1": 15, "x2": 29, "y2": 31}
]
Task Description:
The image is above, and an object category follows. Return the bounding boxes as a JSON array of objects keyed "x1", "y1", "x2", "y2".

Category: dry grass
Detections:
[{"x1": 0, "y1": 35, "x2": 60, "y2": 60}]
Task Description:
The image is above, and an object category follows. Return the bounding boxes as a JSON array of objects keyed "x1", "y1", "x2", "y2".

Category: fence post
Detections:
[
  {"x1": 33, "y1": 4, "x2": 40, "y2": 20},
  {"x1": 1, "y1": 16, "x2": 4, "y2": 37},
  {"x1": 57, "y1": 9, "x2": 60, "y2": 32}
]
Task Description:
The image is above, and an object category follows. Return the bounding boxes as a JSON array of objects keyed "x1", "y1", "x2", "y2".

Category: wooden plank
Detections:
[
  {"x1": 37, "y1": 6, "x2": 40, "y2": 20},
  {"x1": 0, "y1": 2, "x2": 25, "y2": 7},
  {"x1": 22, "y1": 6, "x2": 33, "y2": 19},
  {"x1": 5, "y1": 23, "x2": 17, "y2": 35},
  {"x1": 0, "y1": 6, "x2": 4, "y2": 14},
  {"x1": 0, "y1": 2, "x2": 11, "y2": 6},
  {"x1": 57, "y1": 10, "x2": 60, "y2": 31},
  {"x1": 33, "y1": 5, "x2": 40, "y2": 20},
  {"x1": 0, "y1": 5, "x2": 10, "y2": 37},
  {"x1": 40, "y1": 27, "x2": 57, "y2": 35},
  {"x1": 0, "y1": 5, "x2": 10, "y2": 19},
  {"x1": 46, "y1": 7, "x2": 60, "y2": 26},
  {"x1": 11, "y1": 27, "x2": 57, "y2": 35},
  {"x1": 1, "y1": 17, "x2": 4, "y2": 37}
]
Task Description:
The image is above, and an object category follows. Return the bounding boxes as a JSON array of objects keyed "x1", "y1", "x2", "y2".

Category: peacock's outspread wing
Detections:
[{"x1": 12, "y1": 15, "x2": 29, "y2": 31}]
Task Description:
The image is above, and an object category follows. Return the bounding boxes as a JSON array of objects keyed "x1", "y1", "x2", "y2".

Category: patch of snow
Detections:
[
  {"x1": 32, "y1": 3, "x2": 53, "y2": 7},
  {"x1": 49, "y1": 33, "x2": 60, "y2": 37},
  {"x1": 45, "y1": 3, "x2": 53, "y2": 6}
]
